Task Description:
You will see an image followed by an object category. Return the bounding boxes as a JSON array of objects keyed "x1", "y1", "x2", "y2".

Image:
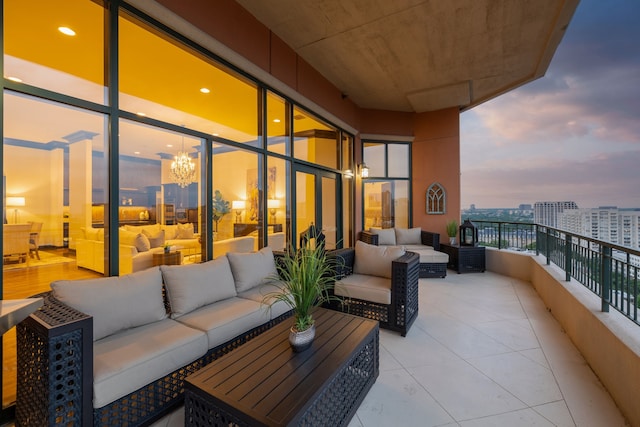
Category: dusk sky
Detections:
[{"x1": 460, "y1": 0, "x2": 640, "y2": 209}]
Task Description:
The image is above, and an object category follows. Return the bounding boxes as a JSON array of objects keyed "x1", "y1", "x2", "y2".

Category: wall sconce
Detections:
[
  {"x1": 231, "y1": 200, "x2": 245, "y2": 223},
  {"x1": 344, "y1": 169, "x2": 354, "y2": 179},
  {"x1": 360, "y1": 163, "x2": 369, "y2": 179},
  {"x1": 7, "y1": 196, "x2": 26, "y2": 224},
  {"x1": 267, "y1": 199, "x2": 280, "y2": 223}
]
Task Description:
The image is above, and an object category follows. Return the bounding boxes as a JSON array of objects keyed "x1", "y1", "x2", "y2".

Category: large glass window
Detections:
[
  {"x1": 267, "y1": 92, "x2": 289, "y2": 155},
  {"x1": 4, "y1": 0, "x2": 106, "y2": 104},
  {"x1": 362, "y1": 141, "x2": 411, "y2": 229},
  {"x1": 293, "y1": 107, "x2": 338, "y2": 169},
  {"x1": 119, "y1": 12, "x2": 259, "y2": 146}
]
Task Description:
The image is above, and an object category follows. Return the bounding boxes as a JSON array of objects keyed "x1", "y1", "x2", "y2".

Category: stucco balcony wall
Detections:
[{"x1": 486, "y1": 248, "x2": 640, "y2": 427}]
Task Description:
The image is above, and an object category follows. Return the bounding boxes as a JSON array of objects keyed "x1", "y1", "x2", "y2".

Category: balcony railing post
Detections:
[
  {"x1": 498, "y1": 223, "x2": 502, "y2": 249},
  {"x1": 564, "y1": 233, "x2": 572, "y2": 282},
  {"x1": 601, "y1": 246, "x2": 611, "y2": 313},
  {"x1": 546, "y1": 228, "x2": 551, "y2": 265},
  {"x1": 535, "y1": 224, "x2": 540, "y2": 256}
]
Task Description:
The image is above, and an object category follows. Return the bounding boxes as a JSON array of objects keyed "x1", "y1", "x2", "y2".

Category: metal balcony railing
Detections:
[{"x1": 472, "y1": 220, "x2": 640, "y2": 326}]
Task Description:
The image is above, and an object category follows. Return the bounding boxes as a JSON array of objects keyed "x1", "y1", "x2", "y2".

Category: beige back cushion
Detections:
[
  {"x1": 119, "y1": 229, "x2": 150, "y2": 252},
  {"x1": 161, "y1": 256, "x2": 237, "y2": 318},
  {"x1": 395, "y1": 227, "x2": 422, "y2": 245},
  {"x1": 369, "y1": 227, "x2": 396, "y2": 245},
  {"x1": 51, "y1": 267, "x2": 166, "y2": 341},
  {"x1": 353, "y1": 240, "x2": 405, "y2": 279},
  {"x1": 227, "y1": 247, "x2": 278, "y2": 293}
]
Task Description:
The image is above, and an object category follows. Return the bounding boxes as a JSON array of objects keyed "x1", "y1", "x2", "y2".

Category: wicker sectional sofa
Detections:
[
  {"x1": 360, "y1": 227, "x2": 448, "y2": 278},
  {"x1": 16, "y1": 247, "x2": 291, "y2": 427}
]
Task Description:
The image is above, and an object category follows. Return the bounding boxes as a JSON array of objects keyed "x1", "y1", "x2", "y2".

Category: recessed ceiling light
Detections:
[
  {"x1": 200, "y1": 87, "x2": 210, "y2": 94},
  {"x1": 6, "y1": 76, "x2": 22, "y2": 83},
  {"x1": 58, "y1": 26, "x2": 76, "y2": 36},
  {"x1": 212, "y1": 133, "x2": 219, "y2": 137},
  {"x1": 134, "y1": 151, "x2": 140, "y2": 155},
  {"x1": 136, "y1": 112, "x2": 146, "y2": 117},
  {"x1": 167, "y1": 144, "x2": 173, "y2": 148},
  {"x1": 273, "y1": 119, "x2": 281, "y2": 123}
]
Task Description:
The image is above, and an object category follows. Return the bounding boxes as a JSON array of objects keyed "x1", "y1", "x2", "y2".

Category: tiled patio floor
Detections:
[{"x1": 154, "y1": 271, "x2": 629, "y2": 427}]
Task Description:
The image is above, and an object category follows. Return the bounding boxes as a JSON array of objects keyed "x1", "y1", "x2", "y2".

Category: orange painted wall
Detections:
[{"x1": 412, "y1": 108, "x2": 460, "y2": 238}]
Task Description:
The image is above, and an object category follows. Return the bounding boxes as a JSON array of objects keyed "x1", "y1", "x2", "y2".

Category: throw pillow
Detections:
[
  {"x1": 51, "y1": 267, "x2": 166, "y2": 341},
  {"x1": 160, "y1": 256, "x2": 237, "y2": 318},
  {"x1": 176, "y1": 223, "x2": 195, "y2": 239},
  {"x1": 353, "y1": 240, "x2": 405, "y2": 279},
  {"x1": 143, "y1": 229, "x2": 165, "y2": 248},
  {"x1": 125, "y1": 223, "x2": 161, "y2": 236},
  {"x1": 369, "y1": 227, "x2": 396, "y2": 245},
  {"x1": 227, "y1": 247, "x2": 278, "y2": 293},
  {"x1": 119, "y1": 229, "x2": 150, "y2": 252},
  {"x1": 395, "y1": 227, "x2": 422, "y2": 245}
]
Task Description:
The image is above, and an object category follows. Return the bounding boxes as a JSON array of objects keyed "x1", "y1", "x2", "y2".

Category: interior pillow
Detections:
[
  {"x1": 353, "y1": 240, "x2": 405, "y2": 279},
  {"x1": 143, "y1": 229, "x2": 165, "y2": 248},
  {"x1": 176, "y1": 223, "x2": 195, "y2": 239},
  {"x1": 125, "y1": 223, "x2": 161, "y2": 236},
  {"x1": 119, "y1": 229, "x2": 150, "y2": 252},
  {"x1": 162, "y1": 224, "x2": 179, "y2": 240},
  {"x1": 395, "y1": 227, "x2": 422, "y2": 245},
  {"x1": 227, "y1": 247, "x2": 278, "y2": 293},
  {"x1": 369, "y1": 227, "x2": 396, "y2": 245},
  {"x1": 51, "y1": 268, "x2": 166, "y2": 341},
  {"x1": 160, "y1": 256, "x2": 237, "y2": 318}
]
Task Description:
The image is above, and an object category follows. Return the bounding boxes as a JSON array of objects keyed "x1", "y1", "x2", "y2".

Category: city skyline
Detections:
[{"x1": 460, "y1": 0, "x2": 640, "y2": 210}]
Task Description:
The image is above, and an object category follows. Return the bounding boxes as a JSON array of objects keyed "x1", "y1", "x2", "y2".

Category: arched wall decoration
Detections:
[{"x1": 426, "y1": 182, "x2": 446, "y2": 214}]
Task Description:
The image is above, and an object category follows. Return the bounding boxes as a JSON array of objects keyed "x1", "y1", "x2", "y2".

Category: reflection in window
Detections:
[
  {"x1": 267, "y1": 92, "x2": 289, "y2": 155},
  {"x1": 426, "y1": 183, "x2": 446, "y2": 214},
  {"x1": 363, "y1": 181, "x2": 409, "y2": 230}
]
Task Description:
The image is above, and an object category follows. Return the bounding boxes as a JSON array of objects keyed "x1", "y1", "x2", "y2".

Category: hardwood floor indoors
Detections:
[{"x1": 2, "y1": 251, "x2": 100, "y2": 408}]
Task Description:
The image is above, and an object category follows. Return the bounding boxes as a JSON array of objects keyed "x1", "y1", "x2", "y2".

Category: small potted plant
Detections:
[
  {"x1": 263, "y1": 234, "x2": 338, "y2": 352},
  {"x1": 446, "y1": 219, "x2": 458, "y2": 245}
]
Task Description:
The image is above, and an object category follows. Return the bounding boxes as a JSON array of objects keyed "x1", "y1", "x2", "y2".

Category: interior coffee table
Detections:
[{"x1": 184, "y1": 307, "x2": 379, "y2": 426}]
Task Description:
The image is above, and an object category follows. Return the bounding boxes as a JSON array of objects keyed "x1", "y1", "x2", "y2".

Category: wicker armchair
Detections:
[{"x1": 325, "y1": 246, "x2": 419, "y2": 336}]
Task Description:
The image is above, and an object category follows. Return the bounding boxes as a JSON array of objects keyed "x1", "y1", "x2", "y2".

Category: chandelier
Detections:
[{"x1": 170, "y1": 136, "x2": 196, "y2": 188}]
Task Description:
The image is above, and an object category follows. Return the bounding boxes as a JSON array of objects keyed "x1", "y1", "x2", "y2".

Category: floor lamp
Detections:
[{"x1": 6, "y1": 196, "x2": 25, "y2": 223}]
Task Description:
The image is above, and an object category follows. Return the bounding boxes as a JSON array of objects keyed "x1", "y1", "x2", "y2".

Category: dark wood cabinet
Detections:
[{"x1": 440, "y1": 243, "x2": 485, "y2": 273}]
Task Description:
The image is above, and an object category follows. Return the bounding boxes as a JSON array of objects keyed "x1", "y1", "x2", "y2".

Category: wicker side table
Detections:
[{"x1": 440, "y1": 243, "x2": 485, "y2": 273}]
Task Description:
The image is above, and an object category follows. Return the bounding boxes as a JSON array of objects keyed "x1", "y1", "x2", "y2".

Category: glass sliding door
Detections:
[{"x1": 294, "y1": 166, "x2": 340, "y2": 250}]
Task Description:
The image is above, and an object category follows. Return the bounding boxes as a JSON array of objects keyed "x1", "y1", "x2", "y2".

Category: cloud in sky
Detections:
[{"x1": 460, "y1": 0, "x2": 640, "y2": 209}]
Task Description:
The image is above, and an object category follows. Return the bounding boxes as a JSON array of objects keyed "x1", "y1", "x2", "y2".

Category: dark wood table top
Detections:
[{"x1": 185, "y1": 307, "x2": 378, "y2": 426}]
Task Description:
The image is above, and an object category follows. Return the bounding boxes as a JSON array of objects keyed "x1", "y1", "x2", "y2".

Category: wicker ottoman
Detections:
[{"x1": 412, "y1": 248, "x2": 448, "y2": 278}]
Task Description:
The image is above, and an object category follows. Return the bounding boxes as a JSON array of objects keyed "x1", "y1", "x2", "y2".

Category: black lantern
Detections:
[{"x1": 459, "y1": 219, "x2": 478, "y2": 246}]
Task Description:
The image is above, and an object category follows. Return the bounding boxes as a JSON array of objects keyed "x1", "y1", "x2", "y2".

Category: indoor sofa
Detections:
[
  {"x1": 360, "y1": 227, "x2": 448, "y2": 278},
  {"x1": 16, "y1": 247, "x2": 291, "y2": 427}
]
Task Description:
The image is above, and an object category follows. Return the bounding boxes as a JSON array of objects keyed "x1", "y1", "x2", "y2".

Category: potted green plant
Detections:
[
  {"x1": 446, "y1": 219, "x2": 458, "y2": 245},
  {"x1": 212, "y1": 190, "x2": 230, "y2": 232},
  {"x1": 263, "y1": 235, "x2": 338, "y2": 352}
]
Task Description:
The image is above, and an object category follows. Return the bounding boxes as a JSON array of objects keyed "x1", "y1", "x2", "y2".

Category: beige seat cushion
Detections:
[
  {"x1": 335, "y1": 274, "x2": 391, "y2": 305},
  {"x1": 93, "y1": 318, "x2": 207, "y2": 409},
  {"x1": 237, "y1": 281, "x2": 291, "y2": 320},
  {"x1": 353, "y1": 240, "x2": 405, "y2": 279},
  {"x1": 175, "y1": 297, "x2": 267, "y2": 349},
  {"x1": 412, "y1": 248, "x2": 449, "y2": 263}
]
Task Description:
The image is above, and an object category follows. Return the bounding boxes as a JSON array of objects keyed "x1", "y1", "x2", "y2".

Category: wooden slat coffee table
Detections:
[{"x1": 184, "y1": 307, "x2": 379, "y2": 426}]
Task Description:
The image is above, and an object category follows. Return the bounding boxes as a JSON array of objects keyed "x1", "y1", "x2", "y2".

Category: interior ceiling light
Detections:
[
  {"x1": 136, "y1": 112, "x2": 146, "y2": 116},
  {"x1": 273, "y1": 119, "x2": 281, "y2": 123},
  {"x1": 200, "y1": 87, "x2": 210, "y2": 94},
  {"x1": 58, "y1": 26, "x2": 76, "y2": 36},
  {"x1": 170, "y1": 134, "x2": 196, "y2": 188},
  {"x1": 7, "y1": 76, "x2": 22, "y2": 83}
]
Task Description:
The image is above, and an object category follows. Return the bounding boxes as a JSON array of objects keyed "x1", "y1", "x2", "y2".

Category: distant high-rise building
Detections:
[
  {"x1": 519, "y1": 204, "x2": 532, "y2": 211},
  {"x1": 534, "y1": 201, "x2": 578, "y2": 227}
]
